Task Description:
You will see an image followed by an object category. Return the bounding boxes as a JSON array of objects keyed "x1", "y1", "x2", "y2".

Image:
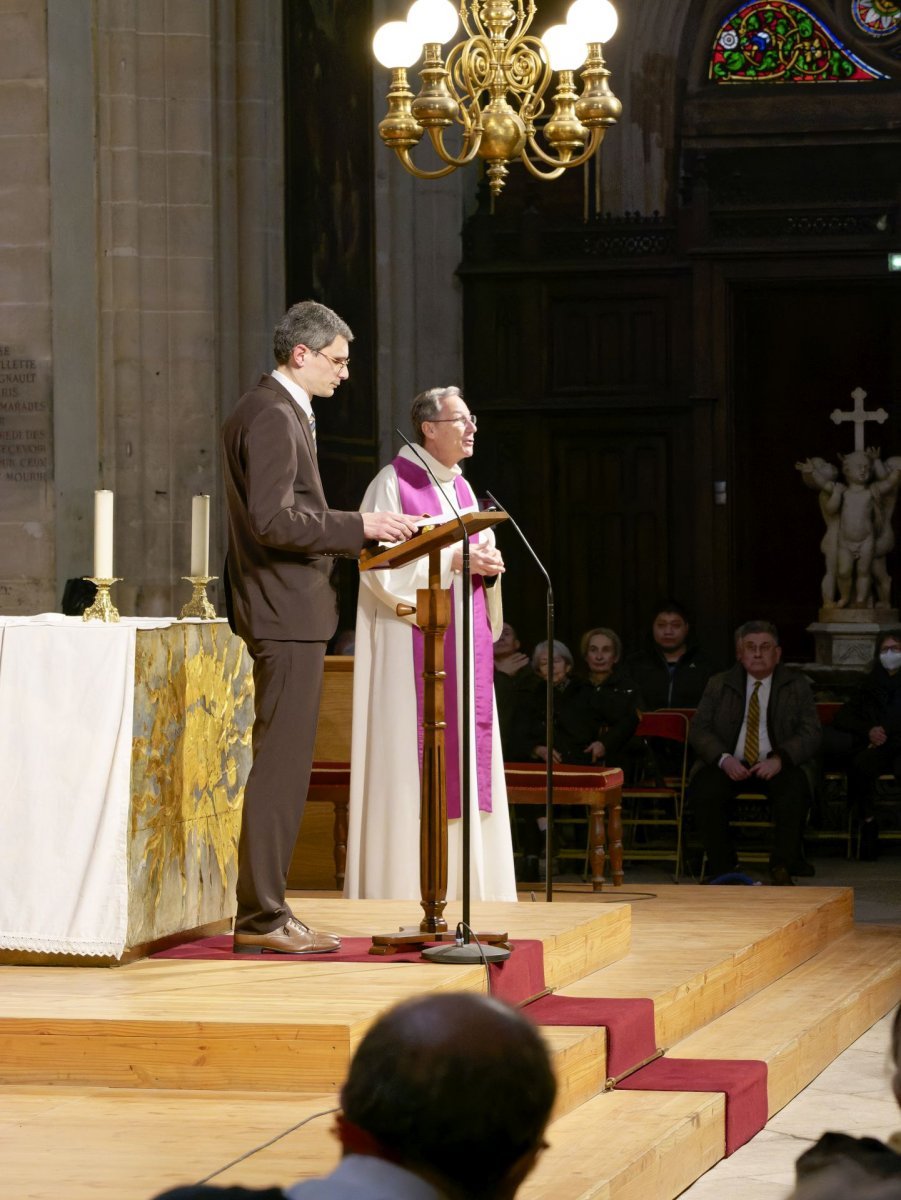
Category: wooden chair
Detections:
[
  {"x1": 504, "y1": 762, "x2": 624, "y2": 890},
  {"x1": 620, "y1": 710, "x2": 690, "y2": 880},
  {"x1": 810, "y1": 700, "x2": 856, "y2": 858}
]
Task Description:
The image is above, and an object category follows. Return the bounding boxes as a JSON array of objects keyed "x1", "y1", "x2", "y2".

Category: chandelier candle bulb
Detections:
[
  {"x1": 190, "y1": 494, "x2": 210, "y2": 577},
  {"x1": 93, "y1": 489, "x2": 114, "y2": 579}
]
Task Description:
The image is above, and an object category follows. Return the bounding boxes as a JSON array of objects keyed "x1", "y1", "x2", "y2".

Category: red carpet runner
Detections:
[{"x1": 155, "y1": 935, "x2": 767, "y2": 1154}]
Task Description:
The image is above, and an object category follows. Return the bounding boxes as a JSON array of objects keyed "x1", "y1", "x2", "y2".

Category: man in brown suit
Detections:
[{"x1": 222, "y1": 301, "x2": 418, "y2": 954}]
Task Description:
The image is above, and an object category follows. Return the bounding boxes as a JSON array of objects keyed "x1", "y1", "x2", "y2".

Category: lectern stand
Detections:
[{"x1": 360, "y1": 511, "x2": 510, "y2": 955}]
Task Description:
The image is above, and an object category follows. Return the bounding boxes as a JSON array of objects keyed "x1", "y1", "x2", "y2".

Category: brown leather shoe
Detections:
[
  {"x1": 769, "y1": 865, "x2": 795, "y2": 886},
  {"x1": 233, "y1": 917, "x2": 341, "y2": 955}
]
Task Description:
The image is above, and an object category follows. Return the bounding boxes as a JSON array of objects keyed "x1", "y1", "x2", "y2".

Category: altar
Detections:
[{"x1": 0, "y1": 615, "x2": 253, "y2": 962}]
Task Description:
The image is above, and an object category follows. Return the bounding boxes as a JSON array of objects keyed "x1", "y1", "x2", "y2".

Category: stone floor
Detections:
[
  {"x1": 679, "y1": 1010, "x2": 899, "y2": 1198},
  {"x1": 557, "y1": 843, "x2": 901, "y2": 1198}
]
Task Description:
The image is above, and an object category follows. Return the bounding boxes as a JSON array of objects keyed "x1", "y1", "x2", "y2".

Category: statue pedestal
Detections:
[{"x1": 807, "y1": 608, "x2": 898, "y2": 670}]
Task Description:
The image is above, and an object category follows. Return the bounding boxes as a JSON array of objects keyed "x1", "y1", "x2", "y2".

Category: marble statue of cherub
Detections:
[
  {"x1": 796, "y1": 449, "x2": 901, "y2": 608},
  {"x1": 869, "y1": 449, "x2": 901, "y2": 607},
  {"x1": 796, "y1": 456, "x2": 840, "y2": 606}
]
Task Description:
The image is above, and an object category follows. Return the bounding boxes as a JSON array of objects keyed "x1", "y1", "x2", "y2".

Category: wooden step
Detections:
[
  {"x1": 0, "y1": 887, "x2": 893, "y2": 1200},
  {"x1": 0, "y1": 1025, "x2": 608, "y2": 1200},
  {"x1": 513, "y1": 926, "x2": 901, "y2": 1199},
  {"x1": 554, "y1": 884, "x2": 855, "y2": 1046},
  {"x1": 518, "y1": 1089, "x2": 726, "y2": 1200},
  {"x1": 0, "y1": 900, "x2": 626, "y2": 1092},
  {"x1": 666, "y1": 923, "x2": 901, "y2": 1114}
]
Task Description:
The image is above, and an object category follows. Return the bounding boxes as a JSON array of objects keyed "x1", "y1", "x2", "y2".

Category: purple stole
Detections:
[{"x1": 393, "y1": 454, "x2": 494, "y2": 819}]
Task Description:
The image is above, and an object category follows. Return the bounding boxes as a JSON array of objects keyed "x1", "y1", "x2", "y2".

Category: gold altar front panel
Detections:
[{"x1": 128, "y1": 621, "x2": 253, "y2": 946}]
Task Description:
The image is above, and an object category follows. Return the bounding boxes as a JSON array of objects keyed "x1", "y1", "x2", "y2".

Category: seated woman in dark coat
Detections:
[
  {"x1": 508, "y1": 639, "x2": 639, "y2": 875},
  {"x1": 831, "y1": 627, "x2": 901, "y2": 860},
  {"x1": 512, "y1": 638, "x2": 639, "y2": 768},
  {"x1": 578, "y1": 627, "x2": 643, "y2": 766}
]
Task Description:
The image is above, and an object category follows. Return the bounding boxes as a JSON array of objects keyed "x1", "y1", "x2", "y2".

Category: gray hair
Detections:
[
  {"x1": 273, "y1": 301, "x2": 353, "y2": 365},
  {"x1": 532, "y1": 639, "x2": 574, "y2": 671},
  {"x1": 735, "y1": 620, "x2": 779, "y2": 646},
  {"x1": 411, "y1": 386, "x2": 462, "y2": 444}
]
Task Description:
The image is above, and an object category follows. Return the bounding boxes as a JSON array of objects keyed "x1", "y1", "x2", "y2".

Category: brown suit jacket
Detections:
[{"x1": 221, "y1": 373, "x2": 365, "y2": 642}]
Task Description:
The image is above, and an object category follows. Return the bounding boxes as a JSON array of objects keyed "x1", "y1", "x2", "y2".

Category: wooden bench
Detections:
[
  {"x1": 504, "y1": 762, "x2": 625, "y2": 890},
  {"x1": 287, "y1": 660, "x2": 624, "y2": 892},
  {"x1": 287, "y1": 658, "x2": 353, "y2": 891}
]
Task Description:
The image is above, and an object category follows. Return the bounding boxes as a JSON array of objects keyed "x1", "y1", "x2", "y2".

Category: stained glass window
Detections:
[
  {"x1": 852, "y1": 0, "x2": 901, "y2": 37},
  {"x1": 710, "y1": 1, "x2": 889, "y2": 81}
]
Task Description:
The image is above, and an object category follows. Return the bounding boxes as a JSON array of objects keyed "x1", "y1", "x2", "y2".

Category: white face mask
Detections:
[{"x1": 879, "y1": 649, "x2": 901, "y2": 672}]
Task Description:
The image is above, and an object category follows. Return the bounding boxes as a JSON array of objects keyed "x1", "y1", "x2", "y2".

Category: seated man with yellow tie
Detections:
[{"x1": 688, "y1": 620, "x2": 822, "y2": 886}]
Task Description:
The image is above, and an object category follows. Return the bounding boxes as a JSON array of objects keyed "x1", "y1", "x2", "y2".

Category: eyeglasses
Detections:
[
  {"x1": 314, "y1": 349, "x2": 350, "y2": 371},
  {"x1": 429, "y1": 414, "x2": 478, "y2": 428}
]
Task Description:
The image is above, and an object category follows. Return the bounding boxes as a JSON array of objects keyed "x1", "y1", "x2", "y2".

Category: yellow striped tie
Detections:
[{"x1": 745, "y1": 681, "x2": 761, "y2": 765}]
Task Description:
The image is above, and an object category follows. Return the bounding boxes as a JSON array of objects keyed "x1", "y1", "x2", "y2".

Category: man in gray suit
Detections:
[{"x1": 222, "y1": 301, "x2": 417, "y2": 954}]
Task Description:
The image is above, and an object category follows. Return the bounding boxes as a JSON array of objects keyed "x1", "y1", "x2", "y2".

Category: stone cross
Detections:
[{"x1": 830, "y1": 386, "x2": 888, "y2": 452}]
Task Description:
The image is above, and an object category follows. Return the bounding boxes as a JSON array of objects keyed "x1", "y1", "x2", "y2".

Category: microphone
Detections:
[
  {"x1": 485, "y1": 490, "x2": 550, "y2": 587},
  {"x1": 394, "y1": 427, "x2": 467, "y2": 530}
]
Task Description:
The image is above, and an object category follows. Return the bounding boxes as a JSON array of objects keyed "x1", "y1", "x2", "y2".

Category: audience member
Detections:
[
  {"x1": 580, "y1": 627, "x2": 640, "y2": 704},
  {"x1": 579, "y1": 626, "x2": 643, "y2": 766},
  {"x1": 494, "y1": 622, "x2": 533, "y2": 758},
  {"x1": 688, "y1": 620, "x2": 821, "y2": 885},
  {"x1": 495, "y1": 621, "x2": 531, "y2": 678},
  {"x1": 790, "y1": 1004, "x2": 901, "y2": 1195},
  {"x1": 513, "y1": 639, "x2": 638, "y2": 768},
  {"x1": 829, "y1": 628, "x2": 901, "y2": 861},
  {"x1": 789, "y1": 1167, "x2": 901, "y2": 1200},
  {"x1": 626, "y1": 601, "x2": 717, "y2": 710},
  {"x1": 509, "y1": 637, "x2": 638, "y2": 878},
  {"x1": 152, "y1": 992, "x2": 557, "y2": 1200}
]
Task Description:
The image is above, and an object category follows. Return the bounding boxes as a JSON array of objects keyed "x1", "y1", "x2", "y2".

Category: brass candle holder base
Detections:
[
  {"x1": 82, "y1": 577, "x2": 122, "y2": 623},
  {"x1": 179, "y1": 575, "x2": 218, "y2": 620}
]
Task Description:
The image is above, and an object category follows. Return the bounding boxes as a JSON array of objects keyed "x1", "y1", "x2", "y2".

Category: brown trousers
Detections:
[{"x1": 235, "y1": 638, "x2": 326, "y2": 933}]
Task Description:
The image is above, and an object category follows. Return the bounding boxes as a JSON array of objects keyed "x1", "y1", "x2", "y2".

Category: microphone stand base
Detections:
[
  {"x1": 369, "y1": 926, "x2": 511, "y2": 957},
  {"x1": 421, "y1": 941, "x2": 511, "y2": 965}
]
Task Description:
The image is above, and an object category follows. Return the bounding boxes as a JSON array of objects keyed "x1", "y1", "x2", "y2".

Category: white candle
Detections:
[
  {"x1": 93, "y1": 490, "x2": 114, "y2": 579},
  {"x1": 190, "y1": 494, "x2": 210, "y2": 577}
]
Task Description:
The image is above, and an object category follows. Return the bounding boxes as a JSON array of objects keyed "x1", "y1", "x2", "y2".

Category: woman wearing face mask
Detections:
[{"x1": 831, "y1": 628, "x2": 901, "y2": 859}]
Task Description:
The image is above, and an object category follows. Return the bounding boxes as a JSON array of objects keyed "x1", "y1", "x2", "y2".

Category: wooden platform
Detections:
[{"x1": 0, "y1": 887, "x2": 898, "y2": 1200}]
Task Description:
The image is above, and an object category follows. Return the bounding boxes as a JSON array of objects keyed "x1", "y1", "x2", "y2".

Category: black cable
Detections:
[
  {"x1": 457, "y1": 920, "x2": 493, "y2": 992},
  {"x1": 547, "y1": 887, "x2": 659, "y2": 901},
  {"x1": 194, "y1": 1106, "x2": 338, "y2": 1184}
]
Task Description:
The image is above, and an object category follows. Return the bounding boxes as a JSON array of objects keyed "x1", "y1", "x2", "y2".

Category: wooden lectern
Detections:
[{"x1": 359, "y1": 511, "x2": 508, "y2": 953}]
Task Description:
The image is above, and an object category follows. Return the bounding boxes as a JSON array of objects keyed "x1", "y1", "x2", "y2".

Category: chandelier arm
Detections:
[
  {"x1": 519, "y1": 153, "x2": 568, "y2": 181},
  {"x1": 426, "y1": 124, "x2": 484, "y2": 167},
  {"x1": 523, "y1": 127, "x2": 604, "y2": 170},
  {"x1": 396, "y1": 147, "x2": 460, "y2": 180}
]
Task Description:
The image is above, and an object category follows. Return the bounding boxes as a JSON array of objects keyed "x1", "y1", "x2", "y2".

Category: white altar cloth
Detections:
[{"x1": 0, "y1": 614, "x2": 175, "y2": 956}]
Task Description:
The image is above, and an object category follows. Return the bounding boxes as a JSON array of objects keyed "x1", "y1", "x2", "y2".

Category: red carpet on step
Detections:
[
  {"x1": 618, "y1": 1056, "x2": 769, "y2": 1155},
  {"x1": 520, "y1": 993, "x2": 657, "y2": 1078},
  {"x1": 154, "y1": 935, "x2": 768, "y2": 1151},
  {"x1": 153, "y1": 935, "x2": 546, "y2": 1002}
]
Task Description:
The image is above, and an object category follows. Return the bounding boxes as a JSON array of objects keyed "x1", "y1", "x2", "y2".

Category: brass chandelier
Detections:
[{"x1": 372, "y1": 0, "x2": 621, "y2": 198}]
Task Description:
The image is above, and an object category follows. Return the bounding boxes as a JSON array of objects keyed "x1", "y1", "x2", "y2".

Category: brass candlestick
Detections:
[
  {"x1": 82, "y1": 577, "x2": 121, "y2": 623},
  {"x1": 179, "y1": 575, "x2": 218, "y2": 620}
]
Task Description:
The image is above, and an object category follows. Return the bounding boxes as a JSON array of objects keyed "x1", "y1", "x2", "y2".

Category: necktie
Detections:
[
  {"x1": 745, "y1": 681, "x2": 761, "y2": 765},
  {"x1": 308, "y1": 412, "x2": 317, "y2": 448}
]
